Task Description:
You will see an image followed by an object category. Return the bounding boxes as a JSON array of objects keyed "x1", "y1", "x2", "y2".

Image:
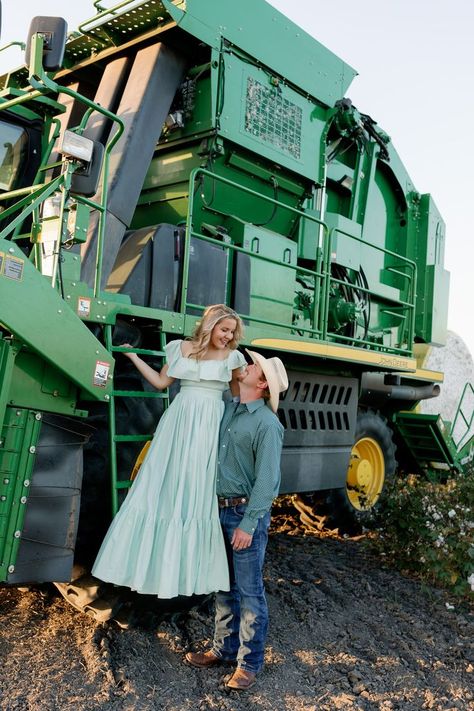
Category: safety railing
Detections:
[
  {"x1": 183, "y1": 167, "x2": 416, "y2": 356},
  {"x1": 451, "y1": 382, "x2": 474, "y2": 451},
  {"x1": 325, "y1": 225, "x2": 417, "y2": 351},
  {"x1": 0, "y1": 32, "x2": 124, "y2": 298},
  {"x1": 185, "y1": 167, "x2": 328, "y2": 338}
]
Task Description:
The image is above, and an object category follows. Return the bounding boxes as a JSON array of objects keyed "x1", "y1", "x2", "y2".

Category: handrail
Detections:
[
  {"x1": 185, "y1": 166, "x2": 329, "y2": 336},
  {"x1": 325, "y1": 225, "x2": 417, "y2": 350},
  {"x1": 27, "y1": 33, "x2": 124, "y2": 296},
  {"x1": 79, "y1": 0, "x2": 153, "y2": 34},
  {"x1": 0, "y1": 33, "x2": 124, "y2": 296},
  {"x1": 0, "y1": 41, "x2": 26, "y2": 56},
  {"x1": 184, "y1": 167, "x2": 417, "y2": 355},
  {"x1": 0, "y1": 175, "x2": 63, "y2": 238},
  {"x1": 451, "y1": 382, "x2": 474, "y2": 451}
]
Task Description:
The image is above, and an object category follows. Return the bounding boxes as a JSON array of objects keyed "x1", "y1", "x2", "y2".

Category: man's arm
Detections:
[{"x1": 233, "y1": 420, "x2": 283, "y2": 548}]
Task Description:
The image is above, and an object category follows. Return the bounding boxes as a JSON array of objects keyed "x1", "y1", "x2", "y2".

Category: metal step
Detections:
[{"x1": 394, "y1": 412, "x2": 458, "y2": 468}]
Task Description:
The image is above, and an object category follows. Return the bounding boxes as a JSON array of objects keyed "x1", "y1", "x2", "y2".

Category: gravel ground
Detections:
[{"x1": 1, "y1": 506, "x2": 473, "y2": 711}]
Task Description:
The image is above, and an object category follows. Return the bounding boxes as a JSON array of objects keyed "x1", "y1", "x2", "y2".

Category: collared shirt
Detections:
[{"x1": 216, "y1": 398, "x2": 284, "y2": 535}]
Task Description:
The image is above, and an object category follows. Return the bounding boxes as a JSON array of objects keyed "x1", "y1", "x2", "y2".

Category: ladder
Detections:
[{"x1": 104, "y1": 325, "x2": 169, "y2": 516}]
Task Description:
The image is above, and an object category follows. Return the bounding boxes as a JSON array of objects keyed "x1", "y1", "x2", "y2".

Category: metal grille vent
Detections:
[
  {"x1": 277, "y1": 372, "x2": 358, "y2": 449},
  {"x1": 279, "y1": 380, "x2": 352, "y2": 432},
  {"x1": 244, "y1": 77, "x2": 302, "y2": 160}
]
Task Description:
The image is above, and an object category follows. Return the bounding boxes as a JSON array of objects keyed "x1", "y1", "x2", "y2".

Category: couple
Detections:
[{"x1": 92, "y1": 304, "x2": 289, "y2": 690}]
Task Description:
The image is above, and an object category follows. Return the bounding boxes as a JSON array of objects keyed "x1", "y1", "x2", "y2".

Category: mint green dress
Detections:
[{"x1": 92, "y1": 340, "x2": 246, "y2": 597}]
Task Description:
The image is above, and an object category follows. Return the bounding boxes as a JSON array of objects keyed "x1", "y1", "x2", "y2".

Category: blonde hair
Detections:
[{"x1": 189, "y1": 304, "x2": 243, "y2": 360}]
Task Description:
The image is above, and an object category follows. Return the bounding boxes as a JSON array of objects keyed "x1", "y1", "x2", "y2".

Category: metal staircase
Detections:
[{"x1": 394, "y1": 381, "x2": 473, "y2": 475}]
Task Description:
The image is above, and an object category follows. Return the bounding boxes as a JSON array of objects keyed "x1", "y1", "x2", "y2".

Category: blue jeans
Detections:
[{"x1": 212, "y1": 504, "x2": 270, "y2": 674}]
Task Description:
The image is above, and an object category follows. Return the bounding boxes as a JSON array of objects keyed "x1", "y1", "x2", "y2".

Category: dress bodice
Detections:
[{"x1": 165, "y1": 339, "x2": 246, "y2": 385}]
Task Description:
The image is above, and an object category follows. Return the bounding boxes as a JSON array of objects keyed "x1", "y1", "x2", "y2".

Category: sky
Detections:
[{"x1": 1, "y1": 0, "x2": 473, "y2": 356}]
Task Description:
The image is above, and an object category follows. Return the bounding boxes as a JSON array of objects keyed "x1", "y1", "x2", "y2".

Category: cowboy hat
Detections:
[{"x1": 245, "y1": 349, "x2": 289, "y2": 413}]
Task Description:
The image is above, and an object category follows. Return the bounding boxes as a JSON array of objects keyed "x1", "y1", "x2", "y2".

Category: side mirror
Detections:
[
  {"x1": 72, "y1": 147, "x2": 105, "y2": 199},
  {"x1": 59, "y1": 130, "x2": 104, "y2": 198},
  {"x1": 25, "y1": 16, "x2": 67, "y2": 72}
]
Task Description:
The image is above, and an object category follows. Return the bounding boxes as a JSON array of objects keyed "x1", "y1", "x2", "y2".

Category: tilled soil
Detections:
[{"x1": 1, "y1": 513, "x2": 473, "y2": 711}]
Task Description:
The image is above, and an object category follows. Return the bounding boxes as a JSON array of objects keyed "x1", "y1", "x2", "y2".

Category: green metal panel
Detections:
[
  {"x1": 158, "y1": 72, "x2": 215, "y2": 144},
  {"x1": 424, "y1": 265, "x2": 450, "y2": 346},
  {"x1": 163, "y1": 0, "x2": 356, "y2": 106},
  {"x1": 0, "y1": 238, "x2": 113, "y2": 401},
  {"x1": 218, "y1": 53, "x2": 326, "y2": 182},
  {"x1": 0, "y1": 339, "x2": 16, "y2": 432},
  {"x1": 236, "y1": 224, "x2": 297, "y2": 333},
  {"x1": 325, "y1": 213, "x2": 362, "y2": 271},
  {"x1": 8, "y1": 352, "x2": 84, "y2": 417},
  {"x1": 413, "y1": 194, "x2": 449, "y2": 346},
  {"x1": 0, "y1": 407, "x2": 41, "y2": 582}
]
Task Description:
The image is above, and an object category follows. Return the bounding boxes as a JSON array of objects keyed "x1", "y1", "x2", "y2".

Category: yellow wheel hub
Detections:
[
  {"x1": 346, "y1": 436, "x2": 385, "y2": 510},
  {"x1": 130, "y1": 440, "x2": 151, "y2": 481}
]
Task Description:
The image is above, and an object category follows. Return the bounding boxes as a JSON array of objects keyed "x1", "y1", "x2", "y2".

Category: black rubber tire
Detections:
[{"x1": 326, "y1": 409, "x2": 397, "y2": 532}]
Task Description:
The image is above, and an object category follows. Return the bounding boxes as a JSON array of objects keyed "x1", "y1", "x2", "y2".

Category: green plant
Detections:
[{"x1": 372, "y1": 467, "x2": 474, "y2": 598}]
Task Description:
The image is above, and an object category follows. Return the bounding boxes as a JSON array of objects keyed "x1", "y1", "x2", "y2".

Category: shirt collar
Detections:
[{"x1": 237, "y1": 398, "x2": 266, "y2": 413}]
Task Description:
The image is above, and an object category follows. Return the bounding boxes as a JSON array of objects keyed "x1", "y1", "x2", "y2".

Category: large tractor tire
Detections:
[{"x1": 327, "y1": 409, "x2": 397, "y2": 531}]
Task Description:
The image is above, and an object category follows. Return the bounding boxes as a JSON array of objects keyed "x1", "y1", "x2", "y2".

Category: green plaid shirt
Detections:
[{"x1": 216, "y1": 398, "x2": 284, "y2": 535}]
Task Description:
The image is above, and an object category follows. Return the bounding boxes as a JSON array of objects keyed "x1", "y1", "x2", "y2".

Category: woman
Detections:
[{"x1": 92, "y1": 305, "x2": 245, "y2": 597}]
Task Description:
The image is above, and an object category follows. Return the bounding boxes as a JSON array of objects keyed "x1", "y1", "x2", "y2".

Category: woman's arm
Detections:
[{"x1": 122, "y1": 345, "x2": 174, "y2": 390}]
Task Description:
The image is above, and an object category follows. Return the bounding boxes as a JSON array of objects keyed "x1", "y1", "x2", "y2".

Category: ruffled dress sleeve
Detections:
[
  {"x1": 164, "y1": 339, "x2": 183, "y2": 378},
  {"x1": 227, "y1": 349, "x2": 247, "y2": 371}
]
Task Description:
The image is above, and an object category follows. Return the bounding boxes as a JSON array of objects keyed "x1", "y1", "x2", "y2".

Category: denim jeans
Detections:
[{"x1": 212, "y1": 504, "x2": 271, "y2": 673}]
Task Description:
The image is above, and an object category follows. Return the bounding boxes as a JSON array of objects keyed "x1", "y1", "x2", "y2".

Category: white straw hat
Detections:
[{"x1": 245, "y1": 349, "x2": 289, "y2": 413}]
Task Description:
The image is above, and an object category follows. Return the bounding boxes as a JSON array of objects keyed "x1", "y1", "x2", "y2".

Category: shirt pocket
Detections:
[{"x1": 231, "y1": 428, "x2": 252, "y2": 450}]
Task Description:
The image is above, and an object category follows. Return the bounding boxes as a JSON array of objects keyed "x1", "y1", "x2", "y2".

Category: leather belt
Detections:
[{"x1": 218, "y1": 496, "x2": 248, "y2": 508}]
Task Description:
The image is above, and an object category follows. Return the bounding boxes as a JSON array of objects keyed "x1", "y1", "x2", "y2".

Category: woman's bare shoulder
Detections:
[{"x1": 180, "y1": 340, "x2": 195, "y2": 357}]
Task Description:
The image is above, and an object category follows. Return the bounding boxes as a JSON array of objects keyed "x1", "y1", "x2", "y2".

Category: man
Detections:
[{"x1": 185, "y1": 349, "x2": 288, "y2": 690}]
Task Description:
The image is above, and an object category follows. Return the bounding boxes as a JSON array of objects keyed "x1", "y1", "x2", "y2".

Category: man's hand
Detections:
[{"x1": 231, "y1": 527, "x2": 253, "y2": 550}]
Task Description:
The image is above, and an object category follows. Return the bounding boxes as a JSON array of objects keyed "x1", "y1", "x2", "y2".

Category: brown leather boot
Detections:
[
  {"x1": 184, "y1": 650, "x2": 222, "y2": 668},
  {"x1": 225, "y1": 668, "x2": 257, "y2": 690}
]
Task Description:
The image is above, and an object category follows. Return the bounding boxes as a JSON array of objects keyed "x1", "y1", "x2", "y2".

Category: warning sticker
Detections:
[
  {"x1": 3, "y1": 255, "x2": 24, "y2": 281},
  {"x1": 93, "y1": 360, "x2": 110, "y2": 388},
  {"x1": 77, "y1": 297, "x2": 91, "y2": 318}
]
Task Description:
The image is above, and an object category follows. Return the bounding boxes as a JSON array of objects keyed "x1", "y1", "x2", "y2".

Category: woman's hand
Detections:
[
  {"x1": 121, "y1": 347, "x2": 174, "y2": 391},
  {"x1": 121, "y1": 343, "x2": 139, "y2": 361}
]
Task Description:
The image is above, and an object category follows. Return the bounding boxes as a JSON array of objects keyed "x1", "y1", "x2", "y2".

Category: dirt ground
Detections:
[{"x1": 1, "y1": 507, "x2": 473, "y2": 711}]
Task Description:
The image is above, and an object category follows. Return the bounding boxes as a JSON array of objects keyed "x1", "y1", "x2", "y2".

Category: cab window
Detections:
[{"x1": 0, "y1": 121, "x2": 28, "y2": 192}]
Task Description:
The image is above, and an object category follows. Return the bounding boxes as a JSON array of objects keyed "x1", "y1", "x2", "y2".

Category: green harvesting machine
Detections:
[{"x1": 0, "y1": 0, "x2": 472, "y2": 591}]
